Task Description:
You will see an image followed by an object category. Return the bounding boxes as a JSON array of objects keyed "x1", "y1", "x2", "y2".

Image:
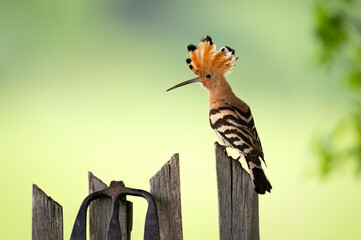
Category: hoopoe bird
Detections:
[{"x1": 167, "y1": 36, "x2": 272, "y2": 194}]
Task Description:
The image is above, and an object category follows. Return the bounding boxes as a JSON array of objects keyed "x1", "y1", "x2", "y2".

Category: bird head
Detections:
[{"x1": 167, "y1": 35, "x2": 238, "y2": 92}]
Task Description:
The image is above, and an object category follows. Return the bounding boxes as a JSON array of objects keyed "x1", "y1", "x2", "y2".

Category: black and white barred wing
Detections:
[{"x1": 209, "y1": 105, "x2": 263, "y2": 159}]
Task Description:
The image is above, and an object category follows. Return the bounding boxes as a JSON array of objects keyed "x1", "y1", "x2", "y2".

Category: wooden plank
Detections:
[
  {"x1": 215, "y1": 143, "x2": 233, "y2": 240},
  {"x1": 149, "y1": 154, "x2": 183, "y2": 240},
  {"x1": 215, "y1": 142, "x2": 259, "y2": 240},
  {"x1": 32, "y1": 184, "x2": 63, "y2": 240},
  {"x1": 231, "y1": 158, "x2": 259, "y2": 240},
  {"x1": 88, "y1": 172, "x2": 133, "y2": 240}
]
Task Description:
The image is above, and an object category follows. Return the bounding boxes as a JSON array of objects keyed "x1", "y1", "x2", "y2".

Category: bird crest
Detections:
[{"x1": 186, "y1": 35, "x2": 238, "y2": 77}]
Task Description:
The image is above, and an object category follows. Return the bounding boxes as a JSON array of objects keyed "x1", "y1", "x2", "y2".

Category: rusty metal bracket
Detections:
[{"x1": 69, "y1": 181, "x2": 160, "y2": 240}]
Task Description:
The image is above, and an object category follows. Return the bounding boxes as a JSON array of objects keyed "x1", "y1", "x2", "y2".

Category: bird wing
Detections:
[{"x1": 209, "y1": 103, "x2": 265, "y2": 164}]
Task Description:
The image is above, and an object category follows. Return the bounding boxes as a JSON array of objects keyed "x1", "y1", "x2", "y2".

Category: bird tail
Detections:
[{"x1": 249, "y1": 162, "x2": 272, "y2": 194}]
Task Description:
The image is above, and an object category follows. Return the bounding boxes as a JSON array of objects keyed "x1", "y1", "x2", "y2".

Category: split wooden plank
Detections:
[
  {"x1": 32, "y1": 184, "x2": 63, "y2": 240},
  {"x1": 149, "y1": 153, "x2": 183, "y2": 240},
  {"x1": 215, "y1": 142, "x2": 259, "y2": 240}
]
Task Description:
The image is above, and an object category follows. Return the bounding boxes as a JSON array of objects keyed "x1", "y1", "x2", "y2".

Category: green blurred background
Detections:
[{"x1": 1, "y1": 0, "x2": 360, "y2": 239}]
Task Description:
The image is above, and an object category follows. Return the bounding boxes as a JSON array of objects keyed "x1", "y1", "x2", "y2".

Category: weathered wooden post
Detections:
[
  {"x1": 32, "y1": 146, "x2": 258, "y2": 240},
  {"x1": 150, "y1": 154, "x2": 183, "y2": 240},
  {"x1": 215, "y1": 142, "x2": 260, "y2": 240},
  {"x1": 32, "y1": 184, "x2": 63, "y2": 240}
]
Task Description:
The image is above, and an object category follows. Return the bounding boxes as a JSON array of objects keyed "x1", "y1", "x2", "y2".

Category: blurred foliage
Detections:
[
  {"x1": 314, "y1": 107, "x2": 361, "y2": 175},
  {"x1": 314, "y1": 0, "x2": 361, "y2": 175}
]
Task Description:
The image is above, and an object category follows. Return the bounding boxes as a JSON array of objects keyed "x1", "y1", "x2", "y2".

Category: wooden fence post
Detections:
[
  {"x1": 88, "y1": 172, "x2": 133, "y2": 240},
  {"x1": 32, "y1": 146, "x2": 258, "y2": 240},
  {"x1": 32, "y1": 184, "x2": 63, "y2": 240},
  {"x1": 149, "y1": 153, "x2": 183, "y2": 240},
  {"x1": 215, "y1": 142, "x2": 260, "y2": 240}
]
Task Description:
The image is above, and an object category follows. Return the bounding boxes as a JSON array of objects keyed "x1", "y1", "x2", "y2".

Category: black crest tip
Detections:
[
  {"x1": 201, "y1": 35, "x2": 213, "y2": 45},
  {"x1": 187, "y1": 44, "x2": 197, "y2": 52},
  {"x1": 225, "y1": 46, "x2": 235, "y2": 55},
  {"x1": 186, "y1": 58, "x2": 192, "y2": 64}
]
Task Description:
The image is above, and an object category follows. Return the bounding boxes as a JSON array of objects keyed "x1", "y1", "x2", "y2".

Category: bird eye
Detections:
[{"x1": 206, "y1": 74, "x2": 211, "y2": 79}]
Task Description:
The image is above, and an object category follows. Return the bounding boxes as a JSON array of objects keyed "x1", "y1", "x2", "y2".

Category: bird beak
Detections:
[{"x1": 166, "y1": 77, "x2": 202, "y2": 92}]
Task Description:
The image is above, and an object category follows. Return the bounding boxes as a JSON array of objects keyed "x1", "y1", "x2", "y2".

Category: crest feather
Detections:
[
  {"x1": 186, "y1": 36, "x2": 238, "y2": 76},
  {"x1": 187, "y1": 44, "x2": 199, "y2": 75}
]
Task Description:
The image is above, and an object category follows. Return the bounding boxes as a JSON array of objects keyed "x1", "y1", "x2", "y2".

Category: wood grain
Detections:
[
  {"x1": 215, "y1": 142, "x2": 259, "y2": 240},
  {"x1": 32, "y1": 184, "x2": 63, "y2": 240},
  {"x1": 149, "y1": 154, "x2": 183, "y2": 240}
]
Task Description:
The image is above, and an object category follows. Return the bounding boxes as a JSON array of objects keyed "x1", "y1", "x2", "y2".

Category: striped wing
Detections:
[{"x1": 209, "y1": 104, "x2": 265, "y2": 162}]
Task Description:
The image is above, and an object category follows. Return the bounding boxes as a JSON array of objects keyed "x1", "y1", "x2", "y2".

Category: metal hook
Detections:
[{"x1": 69, "y1": 181, "x2": 160, "y2": 240}]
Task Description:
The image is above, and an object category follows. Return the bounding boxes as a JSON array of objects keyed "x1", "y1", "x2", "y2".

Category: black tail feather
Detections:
[{"x1": 252, "y1": 168, "x2": 272, "y2": 194}]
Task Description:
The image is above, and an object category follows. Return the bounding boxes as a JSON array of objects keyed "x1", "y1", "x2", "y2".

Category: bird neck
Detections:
[{"x1": 207, "y1": 77, "x2": 235, "y2": 105}]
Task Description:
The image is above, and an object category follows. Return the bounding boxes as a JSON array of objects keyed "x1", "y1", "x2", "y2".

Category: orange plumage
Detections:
[{"x1": 186, "y1": 35, "x2": 238, "y2": 78}]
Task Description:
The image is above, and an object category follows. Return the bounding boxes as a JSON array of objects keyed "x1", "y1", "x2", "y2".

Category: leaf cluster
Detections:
[{"x1": 314, "y1": 0, "x2": 361, "y2": 175}]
